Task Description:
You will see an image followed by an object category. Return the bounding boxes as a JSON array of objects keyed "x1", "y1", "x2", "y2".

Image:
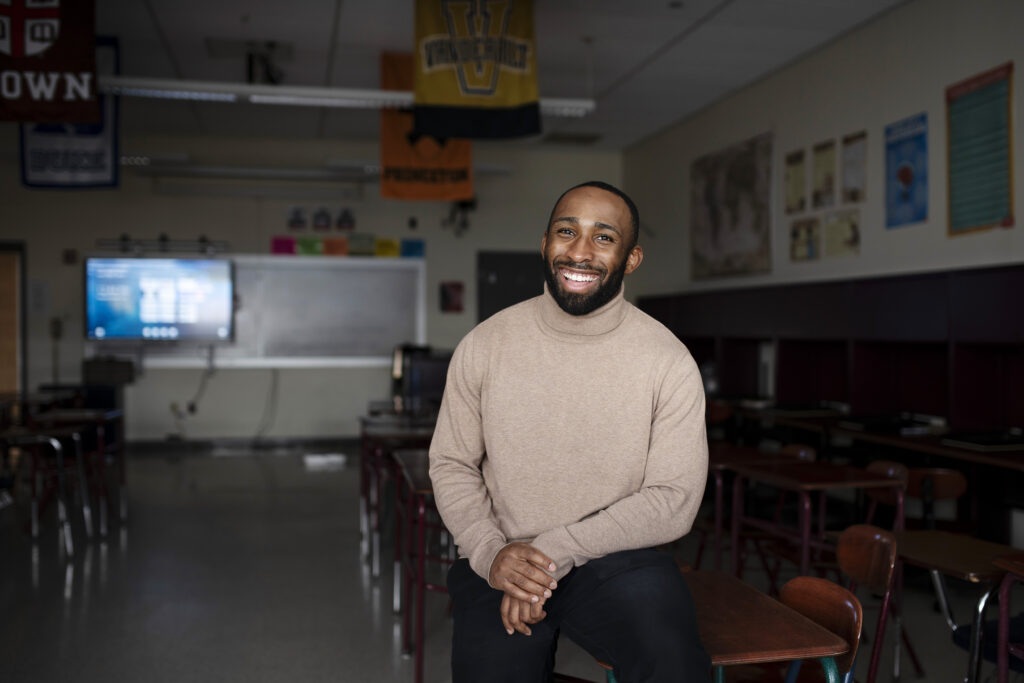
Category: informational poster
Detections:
[
  {"x1": 885, "y1": 113, "x2": 928, "y2": 228},
  {"x1": 790, "y1": 218, "x2": 820, "y2": 262},
  {"x1": 823, "y1": 210, "x2": 860, "y2": 257},
  {"x1": 812, "y1": 140, "x2": 836, "y2": 209},
  {"x1": 784, "y1": 150, "x2": 806, "y2": 214},
  {"x1": 690, "y1": 133, "x2": 773, "y2": 279},
  {"x1": 841, "y1": 131, "x2": 867, "y2": 203},
  {"x1": 946, "y1": 62, "x2": 1014, "y2": 235}
]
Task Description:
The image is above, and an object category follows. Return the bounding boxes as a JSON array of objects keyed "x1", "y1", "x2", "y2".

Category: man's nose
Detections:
[{"x1": 566, "y1": 236, "x2": 594, "y2": 263}]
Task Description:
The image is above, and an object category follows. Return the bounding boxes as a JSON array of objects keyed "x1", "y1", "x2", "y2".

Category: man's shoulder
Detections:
[
  {"x1": 625, "y1": 304, "x2": 691, "y2": 355},
  {"x1": 465, "y1": 294, "x2": 541, "y2": 342}
]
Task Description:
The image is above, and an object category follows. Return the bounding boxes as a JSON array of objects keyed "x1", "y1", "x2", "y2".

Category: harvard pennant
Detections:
[{"x1": 414, "y1": 0, "x2": 540, "y2": 139}]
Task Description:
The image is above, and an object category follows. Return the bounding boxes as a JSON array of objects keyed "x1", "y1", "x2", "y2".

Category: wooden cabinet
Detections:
[{"x1": 639, "y1": 264, "x2": 1024, "y2": 430}]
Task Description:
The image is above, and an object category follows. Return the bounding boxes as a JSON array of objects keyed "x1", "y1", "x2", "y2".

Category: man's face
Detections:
[{"x1": 542, "y1": 186, "x2": 643, "y2": 316}]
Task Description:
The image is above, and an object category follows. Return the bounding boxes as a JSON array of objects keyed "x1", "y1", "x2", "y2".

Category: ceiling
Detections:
[{"x1": 96, "y1": 0, "x2": 908, "y2": 150}]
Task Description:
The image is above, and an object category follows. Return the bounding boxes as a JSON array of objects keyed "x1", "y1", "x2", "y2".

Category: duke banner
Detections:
[
  {"x1": 0, "y1": 0, "x2": 99, "y2": 123},
  {"x1": 414, "y1": 0, "x2": 540, "y2": 139},
  {"x1": 380, "y1": 52, "x2": 473, "y2": 201}
]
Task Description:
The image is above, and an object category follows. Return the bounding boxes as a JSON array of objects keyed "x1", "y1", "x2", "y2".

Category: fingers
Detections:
[
  {"x1": 488, "y1": 543, "x2": 559, "y2": 603},
  {"x1": 500, "y1": 594, "x2": 537, "y2": 636}
]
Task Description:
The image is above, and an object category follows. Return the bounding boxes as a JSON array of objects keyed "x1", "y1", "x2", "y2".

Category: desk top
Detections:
[
  {"x1": 728, "y1": 460, "x2": 902, "y2": 492},
  {"x1": 708, "y1": 443, "x2": 776, "y2": 471},
  {"x1": 993, "y1": 553, "x2": 1024, "y2": 577},
  {"x1": 894, "y1": 530, "x2": 1017, "y2": 583},
  {"x1": 683, "y1": 570, "x2": 848, "y2": 666},
  {"x1": 830, "y1": 427, "x2": 1024, "y2": 473},
  {"x1": 360, "y1": 414, "x2": 436, "y2": 439},
  {"x1": 32, "y1": 408, "x2": 124, "y2": 422},
  {"x1": 393, "y1": 449, "x2": 433, "y2": 495}
]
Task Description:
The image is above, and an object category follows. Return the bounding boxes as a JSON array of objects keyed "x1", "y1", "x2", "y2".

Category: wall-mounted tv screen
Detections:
[{"x1": 85, "y1": 257, "x2": 234, "y2": 341}]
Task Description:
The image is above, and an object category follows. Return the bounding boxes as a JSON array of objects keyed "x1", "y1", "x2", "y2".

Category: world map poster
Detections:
[{"x1": 690, "y1": 133, "x2": 773, "y2": 279}]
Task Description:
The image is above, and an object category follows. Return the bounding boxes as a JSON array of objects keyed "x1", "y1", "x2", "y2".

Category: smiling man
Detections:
[{"x1": 429, "y1": 181, "x2": 710, "y2": 682}]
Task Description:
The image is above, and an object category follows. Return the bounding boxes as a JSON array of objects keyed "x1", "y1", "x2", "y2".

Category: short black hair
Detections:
[{"x1": 547, "y1": 180, "x2": 640, "y2": 248}]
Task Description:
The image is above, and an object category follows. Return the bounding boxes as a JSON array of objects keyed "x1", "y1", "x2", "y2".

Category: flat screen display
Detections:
[{"x1": 85, "y1": 257, "x2": 234, "y2": 341}]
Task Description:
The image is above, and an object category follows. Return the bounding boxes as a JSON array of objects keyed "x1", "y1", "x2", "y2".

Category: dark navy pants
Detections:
[{"x1": 446, "y1": 548, "x2": 710, "y2": 682}]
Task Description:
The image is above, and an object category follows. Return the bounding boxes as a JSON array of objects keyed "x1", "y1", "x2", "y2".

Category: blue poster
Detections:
[{"x1": 885, "y1": 113, "x2": 928, "y2": 228}]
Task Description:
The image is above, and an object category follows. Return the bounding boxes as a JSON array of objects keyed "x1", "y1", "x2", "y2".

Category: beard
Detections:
[{"x1": 544, "y1": 257, "x2": 628, "y2": 316}]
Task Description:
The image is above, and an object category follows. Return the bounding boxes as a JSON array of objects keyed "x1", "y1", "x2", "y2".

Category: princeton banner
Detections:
[
  {"x1": 0, "y1": 0, "x2": 100, "y2": 123},
  {"x1": 413, "y1": 0, "x2": 540, "y2": 139},
  {"x1": 380, "y1": 52, "x2": 473, "y2": 201}
]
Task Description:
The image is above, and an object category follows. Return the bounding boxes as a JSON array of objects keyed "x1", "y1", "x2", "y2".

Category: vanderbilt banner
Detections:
[
  {"x1": 0, "y1": 0, "x2": 100, "y2": 123},
  {"x1": 414, "y1": 0, "x2": 540, "y2": 139},
  {"x1": 380, "y1": 52, "x2": 473, "y2": 201}
]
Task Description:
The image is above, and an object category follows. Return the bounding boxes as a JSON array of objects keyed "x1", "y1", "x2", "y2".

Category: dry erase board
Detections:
[{"x1": 141, "y1": 255, "x2": 426, "y2": 368}]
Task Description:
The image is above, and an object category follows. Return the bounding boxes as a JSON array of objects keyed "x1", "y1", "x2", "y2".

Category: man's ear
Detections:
[
  {"x1": 624, "y1": 245, "x2": 644, "y2": 274},
  {"x1": 541, "y1": 231, "x2": 547, "y2": 254}
]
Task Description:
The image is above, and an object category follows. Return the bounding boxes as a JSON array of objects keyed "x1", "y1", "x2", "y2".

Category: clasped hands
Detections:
[{"x1": 488, "y1": 542, "x2": 558, "y2": 636}]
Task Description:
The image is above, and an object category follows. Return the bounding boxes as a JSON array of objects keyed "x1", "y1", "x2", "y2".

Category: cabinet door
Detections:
[{"x1": 0, "y1": 249, "x2": 23, "y2": 393}]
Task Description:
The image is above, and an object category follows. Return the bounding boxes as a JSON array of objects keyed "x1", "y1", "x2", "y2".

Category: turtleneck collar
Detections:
[{"x1": 536, "y1": 283, "x2": 630, "y2": 339}]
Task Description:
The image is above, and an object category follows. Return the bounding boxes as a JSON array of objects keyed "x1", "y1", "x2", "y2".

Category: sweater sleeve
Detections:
[
  {"x1": 530, "y1": 351, "x2": 708, "y2": 580},
  {"x1": 428, "y1": 333, "x2": 508, "y2": 583}
]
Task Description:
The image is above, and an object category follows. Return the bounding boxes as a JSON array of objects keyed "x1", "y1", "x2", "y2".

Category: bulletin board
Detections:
[{"x1": 143, "y1": 255, "x2": 426, "y2": 368}]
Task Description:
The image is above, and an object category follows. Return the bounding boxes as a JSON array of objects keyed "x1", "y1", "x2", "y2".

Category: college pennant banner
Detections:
[
  {"x1": 413, "y1": 0, "x2": 540, "y2": 139},
  {"x1": 380, "y1": 52, "x2": 473, "y2": 201},
  {"x1": 0, "y1": 0, "x2": 100, "y2": 123}
]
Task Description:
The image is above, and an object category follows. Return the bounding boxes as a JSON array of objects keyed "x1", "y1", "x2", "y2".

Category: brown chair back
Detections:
[
  {"x1": 837, "y1": 524, "x2": 897, "y2": 595},
  {"x1": 779, "y1": 443, "x2": 816, "y2": 462},
  {"x1": 863, "y1": 460, "x2": 908, "y2": 508},
  {"x1": 779, "y1": 576, "x2": 863, "y2": 676},
  {"x1": 905, "y1": 467, "x2": 967, "y2": 500}
]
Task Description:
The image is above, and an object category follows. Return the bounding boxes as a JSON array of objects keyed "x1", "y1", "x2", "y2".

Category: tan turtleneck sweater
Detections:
[{"x1": 428, "y1": 286, "x2": 708, "y2": 583}]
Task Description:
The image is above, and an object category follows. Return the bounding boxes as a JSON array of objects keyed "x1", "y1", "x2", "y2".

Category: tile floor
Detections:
[{"x1": 0, "y1": 448, "x2": 1020, "y2": 683}]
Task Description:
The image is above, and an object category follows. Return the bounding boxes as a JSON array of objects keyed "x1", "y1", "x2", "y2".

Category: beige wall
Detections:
[
  {"x1": 624, "y1": 0, "x2": 1024, "y2": 299},
  {"x1": 0, "y1": 132, "x2": 621, "y2": 438}
]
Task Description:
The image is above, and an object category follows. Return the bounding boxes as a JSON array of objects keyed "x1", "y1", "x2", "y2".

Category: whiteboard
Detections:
[{"x1": 142, "y1": 255, "x2": 426, "y2": 368}]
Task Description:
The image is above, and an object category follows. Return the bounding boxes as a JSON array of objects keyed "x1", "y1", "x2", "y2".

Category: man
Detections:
[{"x1": 429, "y1": 181, "x2": 710, "y2": 682}]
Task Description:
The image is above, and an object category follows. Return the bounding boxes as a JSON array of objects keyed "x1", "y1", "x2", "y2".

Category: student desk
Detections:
[
  {"x1": 684, "y1": 570, "x2": 849, "y2": 683},
  {"x1": 29, "y1": 408, "x2": 126, "y2": 535},
  {"x1": 995, "y1": 554, "x2": 1024, "y2": 683},
  {"x1": 730, "y1": 461, "x2": 904, "y2": 577},
  {"x1": 706, "y1": 442, "x2": 773, "y2": 570},
  {"x1": 359, "y1": 414, "x2": 435, "y2": 579},
  {"x1": 894, "y1": 530, "x2": 1018, "y2": 683}
]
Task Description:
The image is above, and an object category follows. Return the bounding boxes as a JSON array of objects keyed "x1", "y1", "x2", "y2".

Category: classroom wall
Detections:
[
  {"x1": 624, "y1": 0, "x2": 1024, "y2": 299},
  {"x1": 0, "y1": 133, "x2": 621, "y2": 439}
]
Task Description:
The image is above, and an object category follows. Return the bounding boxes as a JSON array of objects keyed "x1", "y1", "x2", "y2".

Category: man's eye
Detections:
[{"x1": 596, "y1": 234, "x2": 614, "y2": 242}]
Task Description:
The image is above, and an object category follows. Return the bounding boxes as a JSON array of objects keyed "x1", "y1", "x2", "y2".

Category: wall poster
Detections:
[
  {"x1": 841, "y1": 131, "x2": 867, "y2": 203},
  {"x1": 690, "y1": 133, "x2": 773, "y2": 279},
  {"x1": 946, "y1": 62, "x2": 1014, "y2": 235},
  {"x1": 823, "y1": 210, "x2": 860, "y2": 258},
  {"x1": 885, "y1": 113, "x2": 928, "y2": 228},
  {"x1": 790, "y1": 218, "x2": 820, "y2": 262},
  {"x1": 812, "y1": 140, "x2": 836, "y2": 209},
  {"x1": 784, "y1": 150, "x2": 806, "y2": 214}
]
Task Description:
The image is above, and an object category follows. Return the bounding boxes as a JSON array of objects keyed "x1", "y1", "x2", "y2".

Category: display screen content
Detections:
[{"x1": 85, "y1": 258, "x2": 234, "y2": 341}]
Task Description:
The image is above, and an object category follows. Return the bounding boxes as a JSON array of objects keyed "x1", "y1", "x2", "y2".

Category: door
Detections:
[{"x1": 477, "y1": 251, "x2": 544, "y2": 322}]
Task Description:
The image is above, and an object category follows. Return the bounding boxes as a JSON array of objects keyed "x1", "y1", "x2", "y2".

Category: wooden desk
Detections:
[
  {"x1": 995, "y1": 554, "x2": 1024, "y2": 683},
  {"x1": 30, "y1": 408, "x2": 126, "y2": 536},
  {"x1": 684, "y1": 570, "x2": 848, "y2": 682},
  {"x1": 393, "y1": 448, "x2": 450, "y2": 683},
  {"x1": 730, "y1": 461, "x2": 904, "y2": 576},
  {"x1": 358, "y1": 414, "x2": 435, "y2": 579},
  {"x1": 894, "y1": 530, "x2": 1017, "y2": 683},
  {"x1": 706, "y1": 443, "x2": 774, "y2": 570},
  {"x1": 829, "y1": 426, "x2": 1024, "y2": 473}
]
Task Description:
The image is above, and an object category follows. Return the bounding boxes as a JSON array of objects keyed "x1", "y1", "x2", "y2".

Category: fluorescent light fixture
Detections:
[{"x1": 99, "y1": 76, "x2": 595, "y2": 117}]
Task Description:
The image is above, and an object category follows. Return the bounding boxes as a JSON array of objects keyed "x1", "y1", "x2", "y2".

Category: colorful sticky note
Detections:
[
  {"x1": 347, "y1": 233, "x2": 376, "y2": 256},
  {"x1": 375, "y1": 238, "x2": 401, "y2": 258},
  {"x1": 401, "y1": 239, "x2": 426, "y2": 258},
  {"x1": 271, "y1": 236, "x2": 296, "y2": 254},
  {"x1": 323, "y1": 237, "x2": 349, "y2": 256},
  {"x1": 296, "y1": 236, "x2": 323, "y2": 255}
]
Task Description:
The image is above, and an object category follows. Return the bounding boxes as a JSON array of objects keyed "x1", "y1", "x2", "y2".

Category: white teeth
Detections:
[{"x1": 563, "y1": 271, "x2": 597, "y2": 282}]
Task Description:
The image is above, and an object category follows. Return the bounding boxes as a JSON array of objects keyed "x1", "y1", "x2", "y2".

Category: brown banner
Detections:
[
  {"x1": 380, "y1": 52, "x2": 473, "y2": 201},
  {"x1": 1, "y1": 0, "x2": 99, "y2": 123}
]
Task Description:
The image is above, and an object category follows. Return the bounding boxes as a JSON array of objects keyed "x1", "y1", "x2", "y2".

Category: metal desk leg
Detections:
[
  {"x1": 798, "y1": 491, "x2": 812, "y2": 576},
  {"x1": 415, "y1": 494, "x2": 427, "y2": 683},
  {"x1": 713, "y1": 470, "x2": 724, "y2": 570},
  {"x1": 45, "y1": 437, "x2": 73, "y2": 558},
  {"x1": 731, "y1": 474, "x2": 744, "y2": 577},
  {"x1": 71, "y1": 433, "x2": 93, "y2": 538},
  {"x1": 968, "y1": 586, "x2": 996, "y2": 683}
]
